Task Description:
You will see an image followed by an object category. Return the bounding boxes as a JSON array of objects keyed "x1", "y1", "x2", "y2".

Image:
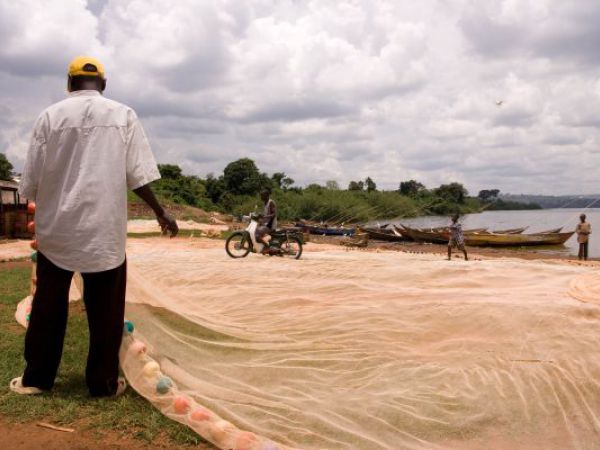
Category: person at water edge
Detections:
[
  {"x1": 447, "y1": 213, "x2": 468, "y2": 261},
  {"x1": 10, "y1": 56, "x2": 178, "y2": 397},
  {"x1": 256, "y1": 188, "x2": 277, "y2": 254},
  {"x1": 576, "y1": 213, "x2": 591, "y2": 261}
]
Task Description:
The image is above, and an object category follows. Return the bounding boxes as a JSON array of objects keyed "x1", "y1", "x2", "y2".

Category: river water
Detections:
[{"x1": 387, "y1": 208, "x2": 599, "y2": 258}]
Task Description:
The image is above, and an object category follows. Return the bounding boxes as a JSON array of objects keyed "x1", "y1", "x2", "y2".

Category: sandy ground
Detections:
[
  {"x1": 127, "y1": 219, "x2": 228, "y2": 234},
  {"x1": 3, "y1": 233, "x2": 597, "y2": 266}
]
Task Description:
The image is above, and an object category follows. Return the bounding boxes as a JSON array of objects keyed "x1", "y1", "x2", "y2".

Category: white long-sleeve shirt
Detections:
[{"x1": 19, "y1": 90, "x2": 160, "y2": 272}]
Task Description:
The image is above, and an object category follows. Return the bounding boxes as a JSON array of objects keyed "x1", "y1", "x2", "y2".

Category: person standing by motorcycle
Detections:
[{"x1": 256, "y1": 188, "x2": 277, "y2": 254}]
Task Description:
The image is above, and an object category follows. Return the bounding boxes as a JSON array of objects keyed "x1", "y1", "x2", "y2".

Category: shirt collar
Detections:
[{"x1": 68, "y1": 90, "x2": 102, "y2": 98}]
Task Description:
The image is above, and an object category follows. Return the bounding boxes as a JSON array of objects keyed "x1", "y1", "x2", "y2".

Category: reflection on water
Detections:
[{"x1": 387, "y1": 208, "x2": 600, "y2": 257}]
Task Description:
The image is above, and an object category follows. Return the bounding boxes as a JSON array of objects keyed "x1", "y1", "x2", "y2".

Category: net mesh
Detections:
[{"x1": 15, "y1": 237, "x2": 600, "y2": 449}]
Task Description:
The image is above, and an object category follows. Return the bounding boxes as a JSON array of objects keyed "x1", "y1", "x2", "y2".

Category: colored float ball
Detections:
[
  {"x1": 27, "y1": 202, "x2": 36, "y2": 214},
  {"x1": 26, "y1": 306, "x2": 32, "y2": 313},
  {"x1": 30, "y1": 251, "x2": 37, "y2": 263},
  {"x1": 210, "y1": 420, "x2": 235, "y2": 443},
  {"x1": 190, "y1": 408, "x2": 211, "y2": 422},
  {"x1": 142, "y1": 361, "x2": 161, "y2": 377},
  {"x1": 27, "y1": 221, "x2": 35, "y2": 233},
  {"x1": 156, "y1": 376, "x2": 173, "y2": 394},
  {"x1": 26, "y1": 314, "x2": 31, "y2": 322},
  {"x1": 30, "y1": 240, "x2": 38, "y2": 250},
  {"x1": 128, "y1": 341, "x2": 146, "y2": 356},
  {"x1": 173, "y1": 396, "x2": 191, "y2": 414},
  {"x1": 235, "y1": 432, "x2": 258, "y2": 450},
  {"x1": 123, "y1": 320, "x2": 134, "y2": 335}
]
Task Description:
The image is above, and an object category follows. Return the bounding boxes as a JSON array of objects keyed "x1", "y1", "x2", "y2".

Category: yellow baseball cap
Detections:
[{"x1": 68, "y1": 56, "x2": 105, "y2": 78}]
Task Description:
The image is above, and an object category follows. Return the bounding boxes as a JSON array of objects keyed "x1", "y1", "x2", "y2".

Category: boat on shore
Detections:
[
  {"x1": 538, "y1": 227, "x2": 563, "y2": 234},
  {"x1": 396, "y1": 225, "x2": 574, "y2": 247},
  {"x1": 358, "y1": 226, "x2": 405, "y2": 242},
  {"x1": 428, "y1": 226, "x2": 488, "y2": 234},
  {"x1": 295, "y1": 222, "x2": 355, "y2": 236},
  {"x1": 491, "y1": 227, "x2": 528, "y2": 234}
]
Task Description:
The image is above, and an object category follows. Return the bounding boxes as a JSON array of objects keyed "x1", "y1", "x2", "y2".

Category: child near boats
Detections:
[
  {"x1": 448, "y1": 214, "x2": 468, "y2": 261},
  {"x1": 576, "y1": 214, "x2": 591, "y2": 261}
]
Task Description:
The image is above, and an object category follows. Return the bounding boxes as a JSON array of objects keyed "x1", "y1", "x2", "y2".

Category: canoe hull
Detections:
[
  {"x1": 396, "y1": 225, "x2": 574, "y2": 247},
  {"x1": 296, "y1": 223, "x2": 355, "y2": 236},
  {"x1": 359, "y1": 227, "x2": 405, "y2": 242}
]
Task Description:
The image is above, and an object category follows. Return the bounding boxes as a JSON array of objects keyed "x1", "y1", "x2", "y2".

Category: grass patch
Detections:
[{"x1": 0, "y1": 264, "x2": 214, "y2": 448}]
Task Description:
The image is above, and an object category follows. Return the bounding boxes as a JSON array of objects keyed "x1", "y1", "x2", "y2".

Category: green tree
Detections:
[
  {"x1": 158, "y1": 164, "x2": 183, "y2": 179},
  {"x1": 281, "y1": 176, "x2": 295, "y2": 190},
  {"x1": 223, "y1": 158, "x2": 269, "y2": 195},
  {"x1": 399, "y1": 180, "x2": 426, "y2": 197},
  {"x1": 205, "y1": 173, "x2": 226, "y2": 203},
  {"x1": 152, "y1": 163, "x2": 207, "y2": 206},
  {"x1": 325, "y1": 180, "x2": 340, "y2": 190},
  {"x1": 0, "y1": 153, "x2": 14, "y2": 181},
  {"x1": 434, "y1": 182, "x2": 468, "y2": 203},
  {"x1": 348, "y1": 180, "x2": 364, "y2": 191},
  {"x1": 271, "y1": 172, "x2": 286, "y2": 189},
  {"x1": 478, "y1": 189, "x2": 500, "y2": 201},
  {"x1": 365, "y1": 177, "x2": 376, "y2": 192}
]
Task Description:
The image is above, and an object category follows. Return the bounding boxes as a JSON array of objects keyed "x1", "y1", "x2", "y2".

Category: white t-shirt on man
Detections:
[{"x1": 19, "y1": 90, "x2": 160, "y2": 273}]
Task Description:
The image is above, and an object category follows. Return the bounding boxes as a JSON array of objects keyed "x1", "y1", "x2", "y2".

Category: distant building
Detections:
[{"x1": 1, "y1": 180, "x2": 31, "y2": 238}]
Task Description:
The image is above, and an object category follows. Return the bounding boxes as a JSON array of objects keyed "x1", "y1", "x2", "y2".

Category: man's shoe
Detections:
[
  {"x1": 10, "y1": 377, "x2": 44, "y2": 395},
  {"x1": 115, "y1": 377, "x2": 127, "y2": 396}
]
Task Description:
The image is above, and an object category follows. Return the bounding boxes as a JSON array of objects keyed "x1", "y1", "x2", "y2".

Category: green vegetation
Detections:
[
  {"x1": 0, "y1": 152, "x2": 14, "y2": 181},
  {"x1": 0, "y1": 152, "x2": 542, "y2": 221},
  {"x1": 149, "y1": 158, "x2": 541, "y2": 223},
  {"x1": 0, "y1": 264, "x2": 213, "y2": 449},
  {"x1": 477, "y1": 189, "x2": 542, "y2": 211}
]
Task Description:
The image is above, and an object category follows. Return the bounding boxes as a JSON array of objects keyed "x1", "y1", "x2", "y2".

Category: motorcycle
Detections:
[{"x1": 225, "y1": 214, "x2": 303, "y2": 259}]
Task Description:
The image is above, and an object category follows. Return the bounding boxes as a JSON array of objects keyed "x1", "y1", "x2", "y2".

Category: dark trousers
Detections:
[
  {"x1": 22, "y1": 252, "x2": 127, "y2": 396},
  {"x1": 578, "y1": 242, "x2": 589, "y2": 260}
]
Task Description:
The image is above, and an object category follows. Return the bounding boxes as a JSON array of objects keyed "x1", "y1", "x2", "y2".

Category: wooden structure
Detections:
[{"x1": 1, "y1": 180, "x2": 32, "y2": 238}]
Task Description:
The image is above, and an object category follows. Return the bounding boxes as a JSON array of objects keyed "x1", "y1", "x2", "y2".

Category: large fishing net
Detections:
[{"x1": 14, "y1": 237, "x2": 600, "y2": 449}]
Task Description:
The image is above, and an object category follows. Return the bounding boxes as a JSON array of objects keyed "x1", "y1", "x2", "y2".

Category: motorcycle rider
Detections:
[{"x1": 256, "y1": 188, "x2": 277, "y2": 254}]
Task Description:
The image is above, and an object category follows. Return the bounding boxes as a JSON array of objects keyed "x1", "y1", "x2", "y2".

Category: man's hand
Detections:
[{"x1": 157, "y1": 212, "x2": 179, "y2": 237}]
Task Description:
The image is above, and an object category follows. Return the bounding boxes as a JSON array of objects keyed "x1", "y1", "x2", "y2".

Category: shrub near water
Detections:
[{"x1": 142, "y1": 159, "x2": 540, "y2": 223}]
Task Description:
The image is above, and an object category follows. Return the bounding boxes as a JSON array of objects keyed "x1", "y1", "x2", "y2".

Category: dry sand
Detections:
[{"x1": 127, "y1": 219, "x2": 228, "y2": 234}]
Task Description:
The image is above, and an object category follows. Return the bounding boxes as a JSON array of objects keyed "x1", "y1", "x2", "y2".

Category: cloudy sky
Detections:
[{"x1": 1, "y1": 0, "x2": 599, "y2": 195}]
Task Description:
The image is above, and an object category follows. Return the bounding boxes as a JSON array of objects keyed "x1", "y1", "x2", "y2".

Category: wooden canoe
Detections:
[
  {"x1": 361, "y1": 226, "x2": 395, "y2": 235},
  {"x1": 538, "y1": 227, "x2": 563, "y2": 234},
  {"x1": 358, "y1": 226, "x2": 405, "y2": 242},
  {"x1": 463, "y1": 231, "x2": 574, "y2": 246},
  {"x1": 397, "y1": 225, "x2": 575, "y2": 247},
  {"x1": 491, "y1": 227, "x2": 528, "y2": 234},
  {"x1": 428, "y1": 226, "x2": 488, "y2": 234},
  {"x1": 295, "y1": 223, "x2": 355, "y2": 236},
  {"x1": 395, "y1": 225, "x2": 448, "y2": 244}
]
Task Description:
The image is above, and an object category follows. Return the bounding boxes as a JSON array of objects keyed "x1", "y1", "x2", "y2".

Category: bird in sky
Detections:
[{"x1": 495, "y1": 100, "x2": 504, "y2": 106}]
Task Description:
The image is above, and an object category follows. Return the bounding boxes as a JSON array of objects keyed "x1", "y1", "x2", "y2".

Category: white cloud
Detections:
[{"x1": 0, "y1": 0, "x2": 599, "y2": 195}]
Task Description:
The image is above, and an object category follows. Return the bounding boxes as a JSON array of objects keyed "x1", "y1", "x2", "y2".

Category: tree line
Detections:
[
  {"x1": 0, "y1": 152, "x2": 539, "y2": 220},
  {"x1": 150, "y1": 158, "x2": 540, "y2": 222}
]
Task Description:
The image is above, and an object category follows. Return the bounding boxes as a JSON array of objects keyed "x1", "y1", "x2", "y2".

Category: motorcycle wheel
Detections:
[
  {"x1": 279, "y1": 235, "x2": 303, "y2": 259},
  {"x1": 225, "y1": 232, "x2": 251, "y2": 258}
]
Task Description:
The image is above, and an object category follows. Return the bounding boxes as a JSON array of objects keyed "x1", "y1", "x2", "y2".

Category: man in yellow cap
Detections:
[{"x1": 11, "y1": 56, "x2": 178, "y2": 397}]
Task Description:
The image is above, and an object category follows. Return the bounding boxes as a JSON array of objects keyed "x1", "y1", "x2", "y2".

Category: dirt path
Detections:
[{"x1": 0, "y1": 417, "x2": 191, "y2": 450}]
